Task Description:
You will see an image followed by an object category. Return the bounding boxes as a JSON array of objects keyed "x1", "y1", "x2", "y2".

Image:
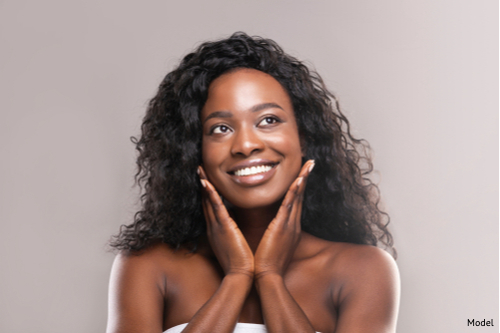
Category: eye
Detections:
[
  {"x1": 258, "y1": 116, "x2": 279, "y2": 126},
  {"x1": 211, "y1": 125, "x2": 231, "y2": 134}
]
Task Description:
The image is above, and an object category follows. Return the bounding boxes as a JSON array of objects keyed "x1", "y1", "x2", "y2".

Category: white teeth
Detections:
[{"x1": 234, "y1": 165, "x2": 273, "y2": 176}]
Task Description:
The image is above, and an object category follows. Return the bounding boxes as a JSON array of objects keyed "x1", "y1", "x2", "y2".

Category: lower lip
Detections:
[{"x1": 229, "y1": 164, "x2": 278, "y2": 186}]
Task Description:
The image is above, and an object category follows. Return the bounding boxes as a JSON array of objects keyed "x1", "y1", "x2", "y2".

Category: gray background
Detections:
[{"x1": 0, "y1": 0, "x2": 497, "y2": 332}]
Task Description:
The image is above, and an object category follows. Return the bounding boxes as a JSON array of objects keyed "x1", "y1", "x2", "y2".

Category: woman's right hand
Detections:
[{"x1": 199, "y1": 166, "x2": 254, "y2": 278}]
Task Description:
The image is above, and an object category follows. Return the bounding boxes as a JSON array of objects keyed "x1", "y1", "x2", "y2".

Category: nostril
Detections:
[{"x1": 230, "y1": 131, "x2": 265, "y2": 156}]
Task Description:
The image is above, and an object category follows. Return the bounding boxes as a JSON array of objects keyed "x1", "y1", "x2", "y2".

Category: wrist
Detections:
[
  {"x1": 225, "y1": 267, "x2": 254, "y2": 279},
  {"x1": 223, "y1": 272, "x2": 254, "y2": 289},
  {"x1": 254, "y1": 272, "x2": 284, "y2": 291}
]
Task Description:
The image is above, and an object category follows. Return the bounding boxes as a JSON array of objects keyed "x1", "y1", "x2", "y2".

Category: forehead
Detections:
[{"x1": 201, "y1": 68, "x2": 293, "y2": 117}]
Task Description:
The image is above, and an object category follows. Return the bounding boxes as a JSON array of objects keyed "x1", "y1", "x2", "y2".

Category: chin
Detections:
[
  {"x1": 223, "y1": 188, "x2": 286, "y2": 211},
  {"x1": 227, "y1": 198, "x2": 281, "y2": 210}
]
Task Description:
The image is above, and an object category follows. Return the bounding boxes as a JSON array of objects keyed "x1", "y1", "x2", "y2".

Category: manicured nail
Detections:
[
  {"x1": 297, "y1": 177, "x2": 303, "y2": 187},
  {"x1": 200, "y1": 179, "x2": 207, "y2": 188},
  {"x1": 308, "y1": 161, "x2": 315, "y2": 173}
]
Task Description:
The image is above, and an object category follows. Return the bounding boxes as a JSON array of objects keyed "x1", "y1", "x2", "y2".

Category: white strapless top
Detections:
[
  {"x1": 164, "y1": 322, "x2": 321, "y2": 333},
  {"x1": 164, "y1": 323, "x2": 266, "y2": 333}
]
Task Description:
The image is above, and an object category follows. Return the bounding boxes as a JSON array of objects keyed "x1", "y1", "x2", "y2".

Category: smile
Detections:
[
  {"x1": 234, "y1": 165, "x2": 274, "y2": 176},
  {"x1": 227, "y1": 160, "x2": 279, "y2": 186}
]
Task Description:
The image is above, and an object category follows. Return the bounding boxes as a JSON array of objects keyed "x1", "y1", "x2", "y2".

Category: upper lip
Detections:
[{"x1": 227, "y1": 159, "x2": 278, "y2": 174}]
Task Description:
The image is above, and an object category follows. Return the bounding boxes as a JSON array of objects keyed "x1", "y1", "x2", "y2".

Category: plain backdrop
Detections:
[{"x1": 0, "y1": 1, "x2": 497, "y2": 332}]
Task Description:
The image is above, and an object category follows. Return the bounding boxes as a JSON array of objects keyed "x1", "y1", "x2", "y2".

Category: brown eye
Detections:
[
  {"x1": 259, "y1": 117, "x2": 279, "y2": 126},
  {"x1": 212, "y1": 125, "x2": 231, "y2": 134}
]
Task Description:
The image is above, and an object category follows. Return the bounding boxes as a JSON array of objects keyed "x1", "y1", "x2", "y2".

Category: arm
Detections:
[
  {"x1": 181, "y1": 273, "x2": 252, "y2": 333},
  {"x1": 106, "y1": 251, "x2": 165, "y2": 333},
  {"x1": 255, "y1": 274, "x2": 316, "y2": 333},
  {"x1": 180, "y1": 167, "x2": 255, "y2": 333},
  {"x1": 108, "y1": 169, "x2": 255, "y2": 333},
  {"x1": 254, "y1": 160, "x2": 316, "y2": 333},
  {"x1": 333, "y1": 247, "x2": 400, "y2": 333},
  {"x1": 106, "y1": 250, "x2": 253, "y2": 333}
]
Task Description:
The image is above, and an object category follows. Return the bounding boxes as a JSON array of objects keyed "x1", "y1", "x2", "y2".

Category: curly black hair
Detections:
[{"x1": 111, "y1": 32, "x2": 395, "y2": 257}]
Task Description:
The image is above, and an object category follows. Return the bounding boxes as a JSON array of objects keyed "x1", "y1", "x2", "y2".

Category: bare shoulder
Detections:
[
  {"x1": 111, "y1": 243, "x2": 179, "y2": 281},
  {"x1": 299, "y1": 233, "x2": 398, "y2": 283},
  {"x1": 297, "y1": 234, "x2": 400, "y2": 327},
  {"x1": 330, "y1": 242, "x2": 398, "y2": 280},
  {"x1": 309, "y1": 239, "x2": 400, "y2": 333},
  {"x1": 106, "y1": 243, "x2": 187, "y2": 333},
  {"x1": 113, "y1": 242, "x2": 183, "y2": 264},
  {"x1": 109, "y1": 241, "x2": 217, "y2": 298}
]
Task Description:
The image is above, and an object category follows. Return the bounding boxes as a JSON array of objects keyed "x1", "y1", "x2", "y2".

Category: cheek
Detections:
[
  {"x1": 201, "y1": 141, "x2": 221, "y2": 179},
  {"x1": 267, "y1": 133, "x2": 303, "y2": 182},
  {"x1": 286, "y1": 148, "x2": 303, "y2": 182},
  {"x1": 269, "y1": 129, "x2": 302, "y2": 160},
  {"x1": 201, "y1": 140, "x2": 234, "y2": 197},
  {"x1": 201, "y1": 142, "x2": 210, "y2": 166}
]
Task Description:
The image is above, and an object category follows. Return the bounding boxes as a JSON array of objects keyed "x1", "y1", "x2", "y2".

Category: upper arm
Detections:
[
  {"x1": 333, "y1": 247, "x2": 400, "y2": 333},
  {"x1": 106, "y1": 251, "x2": 166, "y2": 333}
]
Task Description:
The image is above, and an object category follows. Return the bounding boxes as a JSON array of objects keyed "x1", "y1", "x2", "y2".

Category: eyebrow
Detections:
[
  {"x1": 203, "y1": 102, "x2": 284, "y2": 124},
  {"x1": 204, "y1": 111, "x2": 232, "y2": 123},
  {"x1": 250, "y1": 102, "x2": 283, "y2": 113}
]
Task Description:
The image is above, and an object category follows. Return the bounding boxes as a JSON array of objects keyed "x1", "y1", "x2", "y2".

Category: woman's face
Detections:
[{"x1": 201, "y1": 68, "x2": 303, "y2": 209}]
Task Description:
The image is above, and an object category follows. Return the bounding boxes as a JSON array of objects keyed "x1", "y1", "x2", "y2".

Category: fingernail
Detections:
[
  {"x1": 200, "y1": 179, "x2": 206, "y2": 188},
  {"x1": 197, "y1": 167, "x2": 201, "y2": 175},
  {"x1": 297, "y1": 177, "x2": 303, "y2": 187},
  {"x1": 308, "y1": 161, "x2": 315, "y2": 173}
]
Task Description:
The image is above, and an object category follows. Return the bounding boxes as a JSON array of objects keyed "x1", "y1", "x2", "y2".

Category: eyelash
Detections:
[
  {"x1": 259, "y1": 116, "x2": 280, "y2": 126},
  {"x1": 211, "y1": 125, "x2": 231, "y2": 134},
  {"x1": 209, "y1": 116, "x2": 282, "y2": 135}
]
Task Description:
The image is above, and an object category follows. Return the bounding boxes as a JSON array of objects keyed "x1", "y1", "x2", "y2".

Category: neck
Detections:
[{"x1": 230, "y1": 201, "x2": 281, "y2": 253}]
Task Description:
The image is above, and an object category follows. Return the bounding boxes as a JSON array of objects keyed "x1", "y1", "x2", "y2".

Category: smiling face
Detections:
[{"x1": 201, "y1": 68, "x2": 303, "y2": 210}]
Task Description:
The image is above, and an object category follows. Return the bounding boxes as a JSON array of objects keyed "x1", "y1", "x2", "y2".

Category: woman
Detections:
[{"x1": 107, "y1": 32, "x2": 400, "y2": 333}]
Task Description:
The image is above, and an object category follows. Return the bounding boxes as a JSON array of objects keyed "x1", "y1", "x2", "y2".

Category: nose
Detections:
[{"x1": 230, "y1": 125, "x2": 265, "y2": 157}]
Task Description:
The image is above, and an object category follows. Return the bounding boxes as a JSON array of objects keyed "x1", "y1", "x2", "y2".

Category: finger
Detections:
[
  {"x1": 294, "y1": 160, "x2": 314, "y2": 201},
  {"x1": 285, "y1": 162, "x2": 313, "y2": 229},
  {"x1": 201, "y1": 196, "x2": 213, "y2": 227},
  {"x1": 288, "y1": 186, "x2": 302, "y2": 229},
  {"x1": 299, "y1": 159, "x2": 315, "y2": 178},
  {"x1": 199, "y1": 175, "x2": 210, "y2": 219},
  {"x1": 201, "y1": 189, "x2": 216, "y2": 230},
  {"x1": 201, "y1": 180, "x2": 219, "y2": 227},
  {"x1": 270, "y1": 160, "x2": 315, "y2": 227},
  {"x1": 205, "y1": 199, "x2": 218, "y2": 231},
  {"x1": 198, "y1": 165, "x2": 208, "y2": 180},
  {"x1": 274, "y1": 176, "x2": 302, "y2": 226},
  {"x1": 200, "y1": 178, "x2": 219, "y2": 229},
  {"x1": 296, "y1": 160, "x2": 314, "y2": 225},
  {"x1": 203, "y1": 179, "x2": 232, "y2": 226},
  {"x1": 285, "y1": 160, "x2": 314, "y2": 203},
  {"x1": 292, "y1": 177, "x2": 307, "y2": 230},
  {"x1": 199, "y1": 167, "x2": 209, "y2": 203},
  {"x1": 290, "y1": 174, "x2": 309, "y2": 226}
]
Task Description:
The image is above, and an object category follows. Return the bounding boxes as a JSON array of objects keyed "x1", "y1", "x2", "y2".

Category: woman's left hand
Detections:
[{"x1": 254, "y1": 160, "x2": 315, "y2": 279}]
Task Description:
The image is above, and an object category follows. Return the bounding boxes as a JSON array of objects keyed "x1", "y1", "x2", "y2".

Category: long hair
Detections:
[{"x1": 111, "y1": 32, "x2": 395, "y2": 257}]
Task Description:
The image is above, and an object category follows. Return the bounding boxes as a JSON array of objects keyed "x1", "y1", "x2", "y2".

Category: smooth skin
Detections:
[{"x1": 107, "y1": 69, "x2": 400, "y2": 333}]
